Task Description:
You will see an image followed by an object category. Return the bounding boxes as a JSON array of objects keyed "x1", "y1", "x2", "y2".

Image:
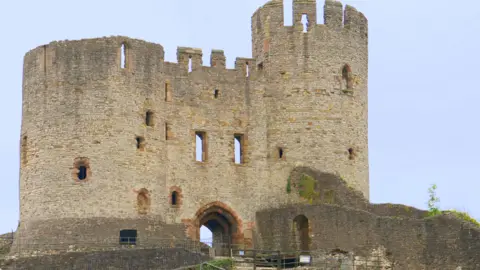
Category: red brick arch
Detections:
[{"x1": 186, "y1": 201, "x2": 244, "y2": 245}]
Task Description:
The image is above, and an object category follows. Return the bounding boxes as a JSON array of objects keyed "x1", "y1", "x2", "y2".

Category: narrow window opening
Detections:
[
  {"x1": 21, "y1": 136, "x2": 27, "y2": 166},
  {"x1": 188, "y1": 56, "x2": 193, "y2": 73},
  {"x1": 195, "y1": 131, "x2": 207, "y2": 162},
  {"x1": 171, "y1": 191, "x2": 178, "y2": 206},
  {"x1": 234, "y1": 134, "x2": 244, "y2": 164},
  {"x1": 246, "y1": 62, "x2": 250, "y2": 77},
  {"x1": 348, "y1": 148, "x2": 355, "y2": 160},
  {"x1": 301, "y1": 14, "x2": 309, "y2": 33},
  {"x1": 119, "y1": 229, "x2": 137, "y2": 245},
  {"x1": 165, "y1": 123, "x2": 171, "y2": 140},
  {"x1": 165, "y1": 81, "x2": 172, "y2": 102},
  {"x1": 78, "y1": 166, "x2": 87, "y2": 180},
  {"x1": 342, "y1": 65, "x2": 353, "y2": 89},
  {"x1": 214, "y1": 89, "x2": 219, "y2": 99},
  {"x1": 278, "y1": 147, "x2": 284, "y2": 159},
  {"x1": 283, "y1": 0, "x2": 293, "y2": 26},
  {"x1": 120, "y1": 43, "x2": 126, "y2": 69},
  {"x1": 136, "y1": 136, "x2": 145, "y2": 151},
  {"x1": 145, "y1": 111, "x2": 153, "y2": 127}
]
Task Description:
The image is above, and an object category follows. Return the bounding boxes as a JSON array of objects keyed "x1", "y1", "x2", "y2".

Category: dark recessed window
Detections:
[
  {"x1": 119, "y1": 229, "x2": 137, "y2": 245},
  {"x1": 146, "y1": 111, "x2": 154, "y2": 126},
  {"x1": 78, "y1": 166, "x2": 87, "y2": 180},
  {"x1": 171, "y1": 191, "x2": 178, "y2": 206},
  {"x1": 278, "y1": 148, "x2": 284, "y2": 159}
]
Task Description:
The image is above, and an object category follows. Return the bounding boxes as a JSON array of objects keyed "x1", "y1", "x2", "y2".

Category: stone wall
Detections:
[
  {"x1": 16, "y1": 0, "x2": 369, "y2": 254},
  {"x1": 2, "y1": 248, "x2": 210, "y2": 270},
  {"x1": 255, "y1": 169, "x2": 480, "y2": 270}
]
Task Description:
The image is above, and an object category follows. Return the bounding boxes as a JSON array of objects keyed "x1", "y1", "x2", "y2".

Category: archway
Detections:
[
  {"x1": 293, "y1": 215, "x2": 310, "y2": 251},
  {"x1": 193, "y1": 202, "x2": 242, "y2": 256}
]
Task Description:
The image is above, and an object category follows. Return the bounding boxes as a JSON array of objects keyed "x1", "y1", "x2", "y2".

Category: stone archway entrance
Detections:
[{"x1": 192, "y1": 202, "x2": 243, "y2": 256}]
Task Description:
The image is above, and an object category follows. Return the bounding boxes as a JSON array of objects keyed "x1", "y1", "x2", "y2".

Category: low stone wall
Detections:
[
  {"x1": 10, "y1": 216, "x2": 188, "y2": 256},
  {"x1": 2, "y1": 247, "x2": 210, "y2": 270}
]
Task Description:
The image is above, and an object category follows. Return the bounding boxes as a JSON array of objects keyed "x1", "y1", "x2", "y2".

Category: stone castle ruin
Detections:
[{"x1": 3, "y1": 0, "x2": 479, "y2": 269}]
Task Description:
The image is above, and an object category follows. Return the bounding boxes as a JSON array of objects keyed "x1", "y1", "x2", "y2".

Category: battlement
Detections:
[
  {"x1": 23, "y1": 37, "x2": 257, "y2": 82},
  {"x1": 252, "y1": 0, "x2": 367, "y2": 36}
]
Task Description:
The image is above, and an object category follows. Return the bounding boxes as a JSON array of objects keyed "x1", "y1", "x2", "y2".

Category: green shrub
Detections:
[{"x1": 427, "y1": 184, "x2": 441, "y2": 217}]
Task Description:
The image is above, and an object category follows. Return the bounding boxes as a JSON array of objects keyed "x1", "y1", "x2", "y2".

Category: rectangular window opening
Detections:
[
  {"x1": 146, "y1": 111, "x2": 154, "y2": 126},
  {"x1": 165, "y1": 123, "x2": 171, "y2": 140},
  {"x1": 136, "y1": 136, "x2": 145, "y2": 151},
  {"x1": 214, "y1": 89, "x2": 219, "y2": 99},
  {"x1": 278, "y1": 147, "x2": 284, "y2": 159},
  {"x1": 119, "y1": 229, "x2": 137, "y2": 245},
  {"x1": 121, "y1": 43, "x2": 126, "y2": 69},
  {"x1": 165, "y1": 81, "x2": 172, "y2": 102},
  {"x1": 246, "y1": 62, "x2": 250, "y2": 77},
  {"x1": 195, "y1": 131, "x2": 207, "y2": 162},
  {"x1": 188, "y1": 56, "x2": 193, "y2": 73},
  {"x1": 234, "y1": 134, "x2": 245, "y2": 164}
]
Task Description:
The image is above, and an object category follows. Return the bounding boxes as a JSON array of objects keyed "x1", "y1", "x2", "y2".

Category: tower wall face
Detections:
[
  {"x1": 252, "y1": 0, "x2": 369, "y2": 200},
  {"x1": 16, "y1": 0, "x2": 368, "y2": 253}
]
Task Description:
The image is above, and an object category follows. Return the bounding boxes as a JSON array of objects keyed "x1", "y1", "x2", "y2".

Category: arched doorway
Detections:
[
  {"x1": 193, "y1": 202, "x2": 242, "y2": 256},
  {"x1": 293, "y1": 215, "x2": 310, "y2": 251}
]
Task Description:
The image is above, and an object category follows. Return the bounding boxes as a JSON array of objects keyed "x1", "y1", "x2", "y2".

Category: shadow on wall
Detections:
[{"x1": 255, "y1": 167, "x2": 480, "y2": 269}]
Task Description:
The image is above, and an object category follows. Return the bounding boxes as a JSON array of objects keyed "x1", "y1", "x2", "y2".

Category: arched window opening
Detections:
[
  {"x1": 145, "y1": 111, "x2": 154, "y2": 127},
  {"x1": 171, "y1": 191, "x2": 178, "y2": 206},
  {"x1": 120, "y1": 43, "x2": 127, "y2": 69},
  {"x1": 301, "y1": 14, "x2": 309, "y2": 33},
  {"x1": 293, "y1": 215, "x2": 310, "y2": 251},
  {"x1": 234, "y1": 134, "x2": 245, "y2": 164},
  {"x1": 214, "y1": 89, "x2": 219, "y2": 99},
  {"x1": 342, "y1": 65, "x2": 353, "y2": 89}
]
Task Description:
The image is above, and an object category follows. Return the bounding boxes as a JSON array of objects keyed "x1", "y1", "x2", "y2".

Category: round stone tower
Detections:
[
  {"x1": 13, "y1": 0, "x2": 368, "y2": 256},
  {"x1": 251, "y1": 0, "x2": 369, "y2": 202}
]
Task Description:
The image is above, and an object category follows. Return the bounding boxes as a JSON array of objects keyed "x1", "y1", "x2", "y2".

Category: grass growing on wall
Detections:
[{"x1": 298, "y1": 174, "x2": 319, "y2": 204}]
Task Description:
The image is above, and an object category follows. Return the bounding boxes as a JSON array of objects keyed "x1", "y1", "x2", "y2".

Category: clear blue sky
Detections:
[{"x1": 1, "y1": 0, "x2": 479, "y2": 238}]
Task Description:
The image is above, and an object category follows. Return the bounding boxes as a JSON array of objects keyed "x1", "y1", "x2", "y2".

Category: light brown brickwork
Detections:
[{"x1": 15, "y1": 0, "x2": 368, "y2": 254}]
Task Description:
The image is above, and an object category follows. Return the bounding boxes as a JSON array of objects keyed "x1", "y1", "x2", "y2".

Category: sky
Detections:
[{"x1": 0, "y1": 0, "x2": 479, "y2": 240}]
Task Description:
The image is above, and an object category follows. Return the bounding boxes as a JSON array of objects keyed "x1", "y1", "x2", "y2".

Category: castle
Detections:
[{"x1": 8, "y1": 0, "x2": 479, "y2": 269}]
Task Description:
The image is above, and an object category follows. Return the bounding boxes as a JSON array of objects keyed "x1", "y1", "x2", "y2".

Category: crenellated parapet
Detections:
[
  {"x1": 252, "y1": 0, "x2": 367, "y2": 35},
  {"x1": 23, "y1": 37, "x2": 259, "y2": 93}
]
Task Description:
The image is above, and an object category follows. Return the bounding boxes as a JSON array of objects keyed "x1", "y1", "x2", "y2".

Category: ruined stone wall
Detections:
[
  {"x1": 16, "y1": 0, "x2": 369, "y2": 254},
  {"x1": 255, "y1": 170, "x2": 480, "y2": 269}
]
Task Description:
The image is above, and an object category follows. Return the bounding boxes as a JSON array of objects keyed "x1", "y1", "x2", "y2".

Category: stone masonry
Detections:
[{"x1": 13, "y1": 0, "x2": 368, "y2": 255}]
